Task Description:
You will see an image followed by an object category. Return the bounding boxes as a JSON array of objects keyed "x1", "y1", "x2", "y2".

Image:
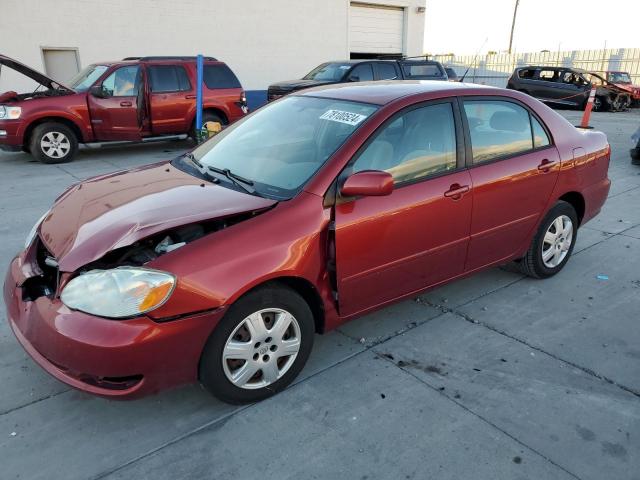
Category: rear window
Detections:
[
  {"x1": 149, "y1": 65, "x2": 191, "y2": 92},
  {"x1": 203, "y1": 65, "x2": 241, "y2": 89},
  {"x1": 401, "y1": 63, "x2": 444, "y2": 79}
]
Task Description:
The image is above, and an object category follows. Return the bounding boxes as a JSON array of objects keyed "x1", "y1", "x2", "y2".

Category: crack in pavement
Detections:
[
  {"x1": 375, "y1": 351, "x2": 585, "y2": 480},
  {"x1": 0, "y1": 388, "x2": 70, "y2": 417}
]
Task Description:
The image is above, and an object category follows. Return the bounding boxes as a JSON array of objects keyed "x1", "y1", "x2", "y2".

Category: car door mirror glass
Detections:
[
  {"x1": 341, "y1": 171, "x2": 394, "y2": 197},
  {"x1": 89, "y1": 85, "x2": 110, "y2": 98},
  {"x1": 348, "y1": 75, "x2": 360, "y2": 82}
]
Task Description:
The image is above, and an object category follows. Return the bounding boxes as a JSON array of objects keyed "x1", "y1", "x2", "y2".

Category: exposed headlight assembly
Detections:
[
  {"x1": 0, "y1": 106, "x2": 22, "y2": 119},
  {"x1": 61, "y1": 267, "x2": 176, "y2": 319}
]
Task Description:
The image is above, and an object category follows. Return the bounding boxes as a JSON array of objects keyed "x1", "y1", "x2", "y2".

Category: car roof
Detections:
[{"x1": 295, "y1": 80, "x2": 495, "y2": 105}]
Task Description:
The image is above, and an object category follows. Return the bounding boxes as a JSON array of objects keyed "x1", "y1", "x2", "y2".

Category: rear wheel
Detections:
[
  {"x1": 199, "y1": 285, "x2": 314, "y2": 404},
  {"x1": 190, "y1": 111, "x2": 224, "y2": 142},
  {"x1": 519, "y1": 201, "x2": 578, "y2": 279},
  {"x1": 30, "y1": 122, "x2": 78, "y2": 164}
]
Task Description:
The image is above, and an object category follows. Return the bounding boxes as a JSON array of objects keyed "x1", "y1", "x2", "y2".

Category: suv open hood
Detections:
[
  {"x1": 38, "y1": 162, "x2": 277, "y2": 272},
  {"x1": 0, "y1": 54, "x2": 74, "y2": 92}
]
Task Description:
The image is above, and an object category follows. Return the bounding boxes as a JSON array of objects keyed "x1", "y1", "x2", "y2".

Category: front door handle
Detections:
[
  {"x1": 120, "y1": 101, "x2": 133, "y2": 107},
  {"x1": 537, "y1": 159, "x2": 555, "y2": 172},
  {"x1": 444, "y1": 184, "x2": 470, "y2": 199},
  {"x1": 185, "y1": 94, "x2": 196, "y2": 99}
]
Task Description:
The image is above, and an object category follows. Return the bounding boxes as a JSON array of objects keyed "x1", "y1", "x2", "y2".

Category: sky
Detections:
[{"x1": 424, "y1": 0, "x2": 640, "y2": 56}]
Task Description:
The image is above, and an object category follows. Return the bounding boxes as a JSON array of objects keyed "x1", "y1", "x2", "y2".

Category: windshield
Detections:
[
  {"x1": 184, "y1": 96, "x2": 378, "y2": 199},
  {"x1": 607, "y1": 72, "x2": 632, "y2": 84},
  {"x1": 303, "y1": 63, "x2": 352, "y2": 81},
  {"x1": 68, "y1": 65, "x2": 109, "y2": 91}
]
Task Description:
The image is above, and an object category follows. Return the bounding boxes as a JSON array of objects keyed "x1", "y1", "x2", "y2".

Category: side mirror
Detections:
[
  {"x1": 341, "y1": 170, "x2": 393, "y2": 197},
  {"x1": 89, "y1": 85, "x2": 110, "y2": 98},
  {"x1": 348, "y1": 75, "x2": 360, "y2": 82}
]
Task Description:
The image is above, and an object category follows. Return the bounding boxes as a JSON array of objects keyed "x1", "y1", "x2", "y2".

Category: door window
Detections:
[
  {"x1": 348, "y1": 63, "x2": 374, "y2": 82},
  {"x1": 351, "y1": 103, "x2": 457, "y2": 184},
  {"x1": 148, "y1": 65, "x2": 191, "y2": 92},
  {"x1": 538, "y1": 69, "x2": 560, "y2": 82},
  {"x1": 463, "y1": 100, "x2": 550, "y2": 163},
  {"x1": 102, "y1": 66, "x2": 140, "y2": 97},
  {"x1": 375, "y1": 62, "x2": 399, "y2": 80}
]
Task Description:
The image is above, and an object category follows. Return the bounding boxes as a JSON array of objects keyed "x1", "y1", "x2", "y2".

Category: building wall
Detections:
[{"x1": 0, "y1": 0, "x2": 426, "y2": 103}]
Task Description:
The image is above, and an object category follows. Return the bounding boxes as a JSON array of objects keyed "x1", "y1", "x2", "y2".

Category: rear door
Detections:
[
  {"x1": 461, "y1": 98, "x2": 560, "y2": 271},
  {"x1": 148, "y1": 64, "x2": 194, "y2": 135},
  {"x1": 334, "y1": 100, "x2": 472, "y2": 316},
  {"x1": 87, "y1": 65, "x2": 142, "y2": 141}
]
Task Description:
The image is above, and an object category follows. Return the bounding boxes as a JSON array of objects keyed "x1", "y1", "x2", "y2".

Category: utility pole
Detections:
[{"x1": 508, "y1": 0, "x2": 520, "y2": 54}]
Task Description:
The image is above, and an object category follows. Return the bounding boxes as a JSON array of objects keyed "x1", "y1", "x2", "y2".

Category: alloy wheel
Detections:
[
  {"x1": 40, "y1": 131, "x2": 71, "y2": 159},
  {"x1": 541, "y1": 215, "x2": 573, "y2": 268},
  {"x1": 222, "y1": 308, "x2": 301, "y2": 389}
]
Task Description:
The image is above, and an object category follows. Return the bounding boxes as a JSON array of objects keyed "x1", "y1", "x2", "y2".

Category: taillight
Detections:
[{"x1": 238, "y1": 91, "x2": 249, "y2": 114}]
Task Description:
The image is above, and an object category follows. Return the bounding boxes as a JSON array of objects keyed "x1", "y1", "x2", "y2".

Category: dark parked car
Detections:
[
  {"x1": 507, "y1": 66, "x2": 632, "y2": 111},
  {"x1": 5, "y1": 81, "x2": 610, "y2": 404},
  {"x1": 0, "y1": 55, "x2": 247, "y2": 163},
  {"x1": 267, "y1": 59, "x2": 447, "y2": 101}
]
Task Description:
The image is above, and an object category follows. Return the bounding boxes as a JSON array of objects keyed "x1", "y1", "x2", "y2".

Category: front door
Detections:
[
  {"x1": 334, "y1": 101, "x2": 472, "y2": 317},
  {"x1": 87, "y1": 65, "x2": 143, "y2": 141},
  {"x1": 461, "y1": 98, "x2": 560, "y2": 271},
  {"x1": 148, "y1": 64, "x2": 194, "y2": 135}
]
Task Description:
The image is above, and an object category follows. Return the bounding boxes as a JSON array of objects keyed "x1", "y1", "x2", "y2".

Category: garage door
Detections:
[
  {"x1": 42, "y1": 49, "x2": 80, "y2": 84},
  {"x1": 349, "y1": 2, "x2": 404, "y2": 55}
]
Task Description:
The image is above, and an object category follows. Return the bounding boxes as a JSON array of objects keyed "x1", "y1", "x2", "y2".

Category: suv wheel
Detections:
[
  {"x1": 191, "y1": 112, "x2": 224, "y2": 141},
  {"x1": 30, "y1": 122, "x2": 78, "y2": 164},
  {"x1": 199, "y1": 285, "x2": 314, "y2": 404},
  {"x1": 519, "y1": 201, "x2": 578, "y2": 279}
]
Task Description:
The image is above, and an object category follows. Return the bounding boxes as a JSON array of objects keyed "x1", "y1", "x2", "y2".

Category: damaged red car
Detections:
[{"x1": 4, "y1": 81, "x2": 611, "y2": 404}]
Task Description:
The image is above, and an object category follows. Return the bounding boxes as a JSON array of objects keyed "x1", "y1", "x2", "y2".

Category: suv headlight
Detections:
[
  {"x1": 61, "y1": 267, "x2": 176, "y2": 318},
  {"x1": 0, "y1": 106, "x2": 22, "y2": 119}
]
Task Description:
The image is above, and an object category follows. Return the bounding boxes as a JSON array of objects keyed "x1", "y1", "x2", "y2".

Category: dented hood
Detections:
[
  {"x1": 0, "y1": 54, "x2": 74, "y2": 92},
  {"x1": 39, "y1": 162, "x2": 277, "y2": 272}
]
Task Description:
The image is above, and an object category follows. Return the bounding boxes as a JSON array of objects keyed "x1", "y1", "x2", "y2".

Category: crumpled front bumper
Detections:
[{"x1": 3, "y1": 254, "x2": 226, "y2": 399}]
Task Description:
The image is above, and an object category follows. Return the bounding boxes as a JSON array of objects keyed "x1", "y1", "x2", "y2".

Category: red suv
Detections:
[{"x1": 0, "y1": 55, "x2": 247, "y2": 163}]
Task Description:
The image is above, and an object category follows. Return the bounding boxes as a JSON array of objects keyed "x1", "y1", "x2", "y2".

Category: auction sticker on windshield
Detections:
[{"x1": 320, "y1": 110, "x2": 368, "y2": 126}]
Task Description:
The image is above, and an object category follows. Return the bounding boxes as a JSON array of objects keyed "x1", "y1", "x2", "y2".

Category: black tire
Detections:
[
  {"x1": 592, "y1": 96, "x2": 608, "y2": 112},
  {"x1": 631, "y1": 147, "x2": 640, "y2": 165},
  {"x1": 190, "y1": 111, "x2": 224, "y2": 141},
  {"x1": 30, "y1": 122, "x2": 78, "y2": 164},
  {"x1": 199, "y1": 284, "x2": 315, "y2": 404},
  {"x1": 519, "y1": 201, "x2": 578, "y2": 279}
]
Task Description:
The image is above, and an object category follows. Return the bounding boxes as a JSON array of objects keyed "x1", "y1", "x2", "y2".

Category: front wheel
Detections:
[
  {"x1": 519, "y1": 201, "x2": 578, "y2": 279},
  {"x1": 30, "y1": 122, "x2": 78, "y2": 164},
  {"x1": 199, "y1": 285, "x2": 314, "y2": 404}
]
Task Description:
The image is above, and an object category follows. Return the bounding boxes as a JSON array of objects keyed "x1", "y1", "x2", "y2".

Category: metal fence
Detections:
[{"x1": 433, "y1": 48, "x2": 640, "y2": 87}]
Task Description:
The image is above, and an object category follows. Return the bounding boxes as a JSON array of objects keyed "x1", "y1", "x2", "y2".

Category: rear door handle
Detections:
[
  {"x1": 444, "y1": 184, "x2": 470, "y2": 199},
  {"x1": 120, "y1": 101, "x2": 133, "y2": 107},
  {"x1": 537, "y1": 159, "x2": 555, "y2": 172},
  {"x1": 185, "y1": 94, "x2": 196, "y2": 99}
]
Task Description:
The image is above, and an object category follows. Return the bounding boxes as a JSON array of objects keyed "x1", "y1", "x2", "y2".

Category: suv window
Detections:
[
  {"x1": 351, "y1": 103, "x2": 457, "y2": 184},
  {"x1": 375, "y1": 62, "x2": 398, "y2": 80},
  {"x1": 517, "y1": 68, "x2": 536, "y2": 79},
  {"x1": 102, "y1": 66, "x2": 140, "y2": 97},
  {"x1": 463, "y1": 100, "x2": 547, "y2": 163},
  {"x1": 349, "y1": 63, "x2": 374, "y2": 82},
  {"x1": 401, "y1": 63, "x2": 444, "y2": 79},
  {"x1": 148, "y1": 65, "x2": 191, "y2": 93},
  {"x1": 203, "y1": 64, "x2": 242, "y2": 89},
  {"x1": 538, "y1": 69, "x2": 560, "y2": 82}
]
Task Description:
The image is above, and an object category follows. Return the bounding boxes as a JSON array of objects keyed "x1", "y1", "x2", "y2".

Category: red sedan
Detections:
[{"x1": 4, "y1": 81, "x2": 610, "y2": 404}]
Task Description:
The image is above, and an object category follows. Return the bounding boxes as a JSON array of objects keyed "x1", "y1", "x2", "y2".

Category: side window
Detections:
[
  {"x1": 349, "y1": 63, "x2": 374, "y2": 82},
  {"x1": 518, "y1": 68, "x2": 535, "y2": 79},
  {"x1": 375, "y1": 62, "x2": 398, "y2": 80},
  {"x1": 538, "y1": 69, "x2": 559, "y2": 82},
  {"x1": 203, "y1": 65, "x2": 241, "y2": 89},
  {"x1": 351, "y1": 103, "x2": 457, "y2": 184},
  {"x1": 101, "y1": 66, "x2": 139, "y2": 97},
  {"x1": 463, "y1": 100, "x2": 535, "y2": 163},
  {"x1": 531, "y1": 115, "x2": 551, "y2": 148},
  {"x1": 148, "y1": 65, "x2": 191, "y2": 93}
]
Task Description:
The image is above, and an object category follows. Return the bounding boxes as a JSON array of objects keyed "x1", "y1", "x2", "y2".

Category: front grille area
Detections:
[{"x1": 21, "y1": 237, "x2": 59, "y2": 301}]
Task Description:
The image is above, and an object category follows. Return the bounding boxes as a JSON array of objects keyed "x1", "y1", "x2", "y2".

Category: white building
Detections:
[{"x1": 0, "y1": 0, "x2": 427, "y2": 107}]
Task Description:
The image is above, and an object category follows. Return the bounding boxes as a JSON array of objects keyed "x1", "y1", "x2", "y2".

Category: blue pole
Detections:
[{"x1": 195, "y1": 54, "x2": 203, "y2": 133}]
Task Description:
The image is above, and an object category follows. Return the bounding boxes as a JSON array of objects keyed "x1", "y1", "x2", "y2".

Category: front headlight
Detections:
[
  {"x1": 61, "y1": 267, "x2": 176, "y2": 318},
  {"x1": 0, "y1": 106, "x2": 22, "y2": 119},
  {"x1": 24, "y1": 210, "x2": 50, "y2": 249}
]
